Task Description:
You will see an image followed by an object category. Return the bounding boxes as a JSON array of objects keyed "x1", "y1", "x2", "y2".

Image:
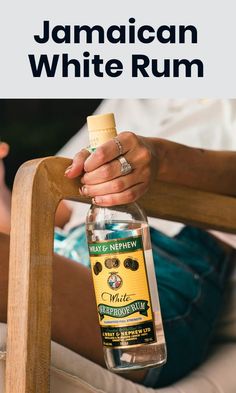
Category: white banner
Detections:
[{"x1": 0, "y1": 0, "x2": 235, "y2": 98}]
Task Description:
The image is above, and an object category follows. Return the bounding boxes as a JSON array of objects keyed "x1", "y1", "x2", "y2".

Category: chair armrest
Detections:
[
  {"x1": 6, "y1": 156, "x2": 236, "y2": 393},
  {"x1": 140, "y1": 181, "x2": 236, "y2": 233}
]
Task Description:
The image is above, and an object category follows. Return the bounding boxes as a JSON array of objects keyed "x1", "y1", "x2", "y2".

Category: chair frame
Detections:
[{"x1": 5, "y1": 156, "x2": 236, "y2": 393}]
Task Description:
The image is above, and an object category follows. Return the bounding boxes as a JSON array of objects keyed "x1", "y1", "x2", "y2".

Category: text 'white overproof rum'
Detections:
[{"x1": 86, "y1": 113, "x2": 167, "y2": 372}]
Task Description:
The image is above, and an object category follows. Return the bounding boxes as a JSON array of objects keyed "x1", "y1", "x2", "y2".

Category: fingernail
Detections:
[
  {"x1": 64, "y1": 165, "x2": 73, "y2": 175},
  {"x1": 82, "y1": 186, "x2": 88, "y2": 195},
  {"x1": 94, "y1": 196, "x2": 102, "y2": 204},
  {"x1": 92, "y1": 197, "x2": 102, "y2": 204}
]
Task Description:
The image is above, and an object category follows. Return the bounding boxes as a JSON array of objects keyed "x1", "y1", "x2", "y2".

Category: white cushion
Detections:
[{"x1": 1, "y1": 323, "x2": 236, "y2": 393}]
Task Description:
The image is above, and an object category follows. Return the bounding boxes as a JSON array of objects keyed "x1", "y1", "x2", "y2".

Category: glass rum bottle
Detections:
[{"x1": 86, "y1": 113, "x2": 167, "y2": 372}]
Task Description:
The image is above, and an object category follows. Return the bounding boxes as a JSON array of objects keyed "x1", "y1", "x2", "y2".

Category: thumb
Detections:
[{"x1": 64, "y1": 148, "x2": 91, "y2": 178}]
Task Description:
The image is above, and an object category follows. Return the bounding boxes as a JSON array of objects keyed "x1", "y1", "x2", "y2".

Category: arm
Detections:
[
  {"x1": 143, "y1": 137, "x2": 236, "y2": 197},
  {"x1": 55, "y1": 201, "x2": 72, "y2": 228}
]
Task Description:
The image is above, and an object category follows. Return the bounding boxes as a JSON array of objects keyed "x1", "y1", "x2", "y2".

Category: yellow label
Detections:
[{"x1": 89, "y1": 235, "x2": 156, "y2": 347}]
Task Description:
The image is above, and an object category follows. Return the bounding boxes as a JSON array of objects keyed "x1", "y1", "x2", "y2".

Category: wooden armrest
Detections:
[
  {"x1": 140, "y1": 181, "x2": 236, "y2": 234},
  {"x1": 6, "y1": 156, "x2": 236, "y2": 393}
]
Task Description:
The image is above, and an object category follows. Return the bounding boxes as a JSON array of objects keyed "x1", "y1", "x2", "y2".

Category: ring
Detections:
[
  {"x1": 118, "y1": 156, "x2": 132, "y2": 176},
  {"x1": 114, "y1": 137, "x2": 123, "y2": 156}
]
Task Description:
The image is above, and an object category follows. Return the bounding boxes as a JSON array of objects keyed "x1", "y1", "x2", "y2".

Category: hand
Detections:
[{"x1": 65, "y1": 132, "x2": 158, "y2": 206}]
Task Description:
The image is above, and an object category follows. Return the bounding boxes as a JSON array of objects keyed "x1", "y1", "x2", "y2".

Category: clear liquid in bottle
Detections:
[{"x1": 86, "y1": 203, "x2": 167, "y2": 372}]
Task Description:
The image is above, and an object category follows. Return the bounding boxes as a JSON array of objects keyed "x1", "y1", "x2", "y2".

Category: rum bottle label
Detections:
[{"x1": 89, "y1": 235, "x2": 156, "y2": 348}]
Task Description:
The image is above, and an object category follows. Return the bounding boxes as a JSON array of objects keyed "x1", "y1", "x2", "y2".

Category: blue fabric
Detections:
[
  {"x1": 54, "y1": 225, "x2": 230, "y2": 388},
  {"x1": 54, "y1": 225, "x2": 89, "y2": 265},
  {"x1": 143, "y1": 226, "x2": 230, "y2": 388}
]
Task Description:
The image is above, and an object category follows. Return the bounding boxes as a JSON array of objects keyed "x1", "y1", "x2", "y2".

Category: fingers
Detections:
[
  {"x1": 81, "y1": 159, "x2": 122, "y2": 185},
  {"x1": 65, "y1": 149, "x2": 91, "y2": 178},
  {"x1": 64, "y1": 131, "x2": 154, "y2": 207},
  {"x1": 82, "y1": 146, "x2": 151, "y2": 185},
  {"x1": 80, "y1": 170, "x2": 142, "y2": 197},
  {"x1": 91, "y1": 183, "x2": 149, "y2": 207},
  {"x1": 82, "y1": 150, "x2": 134, "y2": 185},
  {"x1": 84, "y1": 131, "x2": 139, "y2": 172},
  {"x1": 80, "y1": 167, "x2": 151, "y2": 206}
]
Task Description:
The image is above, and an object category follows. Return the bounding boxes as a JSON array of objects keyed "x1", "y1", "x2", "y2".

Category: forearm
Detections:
[
  {"x1": 143, "y1": 137, "x2": 236, "y2": 197},
  {"x1": 55, "y1": 201, "x2": 72, "y2": 228}
]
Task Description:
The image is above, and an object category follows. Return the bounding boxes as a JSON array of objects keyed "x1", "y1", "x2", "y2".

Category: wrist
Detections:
[{"x1": 138, "y1": 136, "x2": 169, "y2": 179}]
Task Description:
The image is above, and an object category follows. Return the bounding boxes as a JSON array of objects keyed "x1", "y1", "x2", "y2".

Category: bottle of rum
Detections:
[{"x1": 86, "y1": 113, "x2": 167, "y2": 372}]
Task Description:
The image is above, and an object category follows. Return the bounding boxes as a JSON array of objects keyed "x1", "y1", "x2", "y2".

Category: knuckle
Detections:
[
  {"x1": 73, "y1": 151, "x2": 81, "y2": 162},
  {"x1": 126, "y1": 189, "x2": 136, "y2": 202},
  {"x1": 101, "y1": 164, "x2": 111, "y2": 179},
  {"x1": 123, "y1": 131, "x2": 138, "y2": 144},
  {"x1": 82, "y1": 173, "x2": 89, "y2": 183},
  {"x1": 139, "y1": 147, "x2": 151, "y2": 162},
  {"x1": 81, "y1": 148, "x2": 90, "y2": 157},
  {"x1": 112, "y1": 179, "x2": 124, "y2": 193},
  {"x1": 95, "y1": 147, "x2": 106, "y2": 162},
  {"x1": 75, "y1": 148, "x2": 89, "y2": 159}
]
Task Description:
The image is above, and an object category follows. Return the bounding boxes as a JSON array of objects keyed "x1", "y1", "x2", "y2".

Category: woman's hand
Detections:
[{"x1": 65, "y1": 132, "x2": 159, "y2": 206}]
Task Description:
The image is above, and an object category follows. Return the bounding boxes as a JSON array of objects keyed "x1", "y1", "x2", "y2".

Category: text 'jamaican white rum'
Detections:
[{"x1": 86, "y1": 113, "x2": 167, "y2": 372}]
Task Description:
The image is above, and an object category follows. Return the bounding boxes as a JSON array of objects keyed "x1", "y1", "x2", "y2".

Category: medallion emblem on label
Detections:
[{"x1": 107, "y1": 272, "x2": 123, "y2": 290}]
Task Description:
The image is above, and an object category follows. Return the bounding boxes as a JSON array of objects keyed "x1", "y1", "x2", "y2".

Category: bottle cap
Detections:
[
  {"x1": 87, "y1": 113, "x2": 116, "y2": 131},
  {"x1": 87, "y1": 113, "x2": 117, "y2": 148}
]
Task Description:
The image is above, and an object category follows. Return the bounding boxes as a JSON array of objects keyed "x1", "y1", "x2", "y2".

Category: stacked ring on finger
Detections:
[
  {"x1": 118, "y1": 156, "x2": 133, "y2": 176},
  {"x1": 114, "y1": 137, "x2": 124, "y2": 156},
  {"x1": 114, "y1": 137, "x2": 133, "y2": 176}
]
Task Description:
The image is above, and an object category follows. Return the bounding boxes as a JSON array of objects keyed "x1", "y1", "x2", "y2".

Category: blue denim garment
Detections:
[
  {"x1": 54, "y1": 225, "x2": 230, "y2": 388},
  {"x1": 54, "y1": 225, "x2": 89, "y2": 265},
  {"x1": 143, "y1": 226, "x2": 230, "y2": 388}
]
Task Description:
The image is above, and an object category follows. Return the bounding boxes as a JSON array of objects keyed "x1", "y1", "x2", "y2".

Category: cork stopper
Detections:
[{"x1": 87, "y1": 113, "x2": 117, "y2": 148}]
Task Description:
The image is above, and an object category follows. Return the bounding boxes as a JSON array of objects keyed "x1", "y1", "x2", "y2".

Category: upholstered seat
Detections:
[{"x1": 1, "y1": 322, "x2": 236, "y2": 393}]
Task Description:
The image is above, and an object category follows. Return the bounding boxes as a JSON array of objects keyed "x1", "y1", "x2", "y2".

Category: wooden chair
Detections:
[{"x1": 4, "y1": 156, "x2": 236, "y2": 393}]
